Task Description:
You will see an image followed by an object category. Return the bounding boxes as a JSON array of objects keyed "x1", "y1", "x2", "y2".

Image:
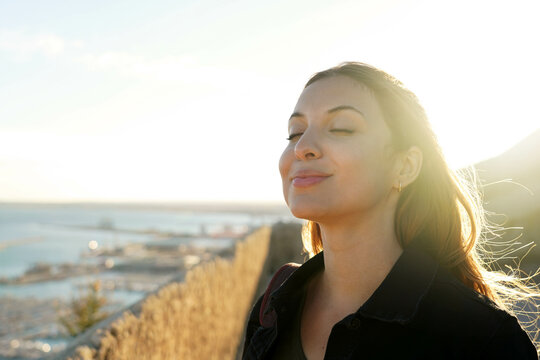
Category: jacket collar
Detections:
[{"x1": 270, "y1": 242, "x2": 439, "y2": 324}]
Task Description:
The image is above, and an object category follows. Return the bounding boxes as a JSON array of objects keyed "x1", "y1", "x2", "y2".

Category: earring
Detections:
[{"x1": 398, "y1": 181, "x2": 402, "y2": 193}]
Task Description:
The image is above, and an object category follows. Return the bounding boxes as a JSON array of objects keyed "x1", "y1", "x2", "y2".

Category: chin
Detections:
[{"x1": 287, "y1": 200, "x2": 329, "y2": 222}]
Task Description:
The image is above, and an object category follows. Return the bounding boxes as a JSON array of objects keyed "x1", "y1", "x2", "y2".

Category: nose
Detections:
[{"x1": 294, "y1": 129, "x2": 321, "y2": 160}]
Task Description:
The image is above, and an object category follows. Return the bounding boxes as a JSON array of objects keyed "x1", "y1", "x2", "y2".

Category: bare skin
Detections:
[
  {"x1": 279, "y1": 76, "x2": 422, "y2": 359},
  {"x1": 300, "y1": 210, "x2": 403, "y2": 360}
]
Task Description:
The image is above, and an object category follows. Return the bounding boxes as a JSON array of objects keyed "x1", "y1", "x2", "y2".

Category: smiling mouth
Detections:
[{"x1": 292, "y1": 176, "x2": 329, "y2": 188}]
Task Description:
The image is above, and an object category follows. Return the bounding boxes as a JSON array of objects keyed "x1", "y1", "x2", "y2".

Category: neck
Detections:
[{"x1": 315, "y1": 203, "x2": 403, "y2": 312}]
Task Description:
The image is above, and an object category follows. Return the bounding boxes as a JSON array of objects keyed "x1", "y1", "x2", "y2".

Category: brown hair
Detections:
[{"x1": 301, "y1": 62, "x2": 537, "y2": 312}]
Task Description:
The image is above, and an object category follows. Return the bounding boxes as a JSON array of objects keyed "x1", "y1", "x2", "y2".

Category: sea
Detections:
[
  {"x1": 0, "y1": 202, "x2": 295, "y2": 358},
  {"x1": 0, "y1": 202, "x2": 292, "y2": 303}
]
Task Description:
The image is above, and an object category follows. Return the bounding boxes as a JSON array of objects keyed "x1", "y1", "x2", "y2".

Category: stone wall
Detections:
[{"x1": 51, "y1": 222, "x2": 305, "y2": 360}]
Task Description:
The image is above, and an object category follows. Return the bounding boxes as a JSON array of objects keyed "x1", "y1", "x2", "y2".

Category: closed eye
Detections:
[
  {"x1": 286, "y1": 132, "x2": 303, "y2": 141},
  {"x1": 330, "y1": 129, "x2": 354, "y2": 134}
]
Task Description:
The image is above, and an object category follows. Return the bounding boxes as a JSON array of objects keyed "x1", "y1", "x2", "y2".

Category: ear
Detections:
[{"x1": 394, "y1": 146, "x2": 423, "y2": 191}]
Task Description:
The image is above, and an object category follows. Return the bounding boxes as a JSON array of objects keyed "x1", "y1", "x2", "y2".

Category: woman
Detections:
[{"x1": 242, "y1": 62, "x2": 538, "y2": 359}]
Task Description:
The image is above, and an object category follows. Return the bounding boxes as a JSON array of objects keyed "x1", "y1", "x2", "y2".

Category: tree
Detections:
[{"x1": 58, "y1": 280, "x2": 110, "y2": 336}]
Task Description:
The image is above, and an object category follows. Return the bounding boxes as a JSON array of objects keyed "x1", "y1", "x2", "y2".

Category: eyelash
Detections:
[
  {"x1": 286, "y1": 133, "x2": 302, "y2": 141},
  {"x1": 331, "y1": 129, "x2": 354, "y2": 134},
  {"x1": 286, "y1": 129, "x2": 353, "y2": 141}
]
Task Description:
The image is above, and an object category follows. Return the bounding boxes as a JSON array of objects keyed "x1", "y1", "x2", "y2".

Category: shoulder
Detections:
[
  {"x1": 419, "y1": 268, "x2": 506, "y2": 334},
  {"x1": 242, "y1": 262, "x2": 304, "y2": 357},
  {"x1": 486, "y1": 316, "x2": 539, "y2": 358},
  {"x1": 414, "y1": 267, "x2": 537, "y2": 357}
]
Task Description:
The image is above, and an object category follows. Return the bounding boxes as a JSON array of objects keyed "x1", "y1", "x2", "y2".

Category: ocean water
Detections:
[{"x1": 0, "y1": 203, "x2": 289, "y2": 302}]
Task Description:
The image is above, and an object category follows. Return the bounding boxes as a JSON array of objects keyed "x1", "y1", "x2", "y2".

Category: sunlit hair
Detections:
[{"x1": 300, "y1": 62, "x2": 539, "y2": 329}]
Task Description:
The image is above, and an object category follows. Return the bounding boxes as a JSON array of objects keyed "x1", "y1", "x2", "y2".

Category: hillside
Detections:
[{"x1": 473, "y1": 129, "x2": 540, "y2": 266}]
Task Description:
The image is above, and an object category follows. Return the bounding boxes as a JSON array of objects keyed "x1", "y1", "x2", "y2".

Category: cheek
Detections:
[
  {"x1": 278, "y1": 148, "x2": 293, "y2": 203},
  {"x1": 340, "y1": 147, "x2": 392, "y2": 188},
  {"x1": 278, "y1": 148, "x2": 292, "y2": 181}
]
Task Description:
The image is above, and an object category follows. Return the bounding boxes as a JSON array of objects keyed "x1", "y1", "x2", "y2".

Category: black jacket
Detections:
[{"x1": 242, "y1": 245, "x2": 538, "y2": 359}]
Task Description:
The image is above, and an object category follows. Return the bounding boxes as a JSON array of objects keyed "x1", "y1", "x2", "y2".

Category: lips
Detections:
[{"x1": 291, "y1": 170, "x2": 331, "y2": 188}]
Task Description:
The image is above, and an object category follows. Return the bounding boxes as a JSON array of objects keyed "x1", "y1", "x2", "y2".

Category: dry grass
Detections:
[{"x1": 68, "y1": 226, "x2": 270, "y2": 360}]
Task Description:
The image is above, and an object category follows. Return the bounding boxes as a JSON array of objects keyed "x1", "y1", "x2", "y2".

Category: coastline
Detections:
[{"x1": 0, "y1": 203, "x2": 296, "y2": 359}]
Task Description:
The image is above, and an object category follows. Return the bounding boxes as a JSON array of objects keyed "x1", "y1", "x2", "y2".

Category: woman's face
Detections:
[{"x1": 279, "y1": 75, "x2": 398, "y2": 222}]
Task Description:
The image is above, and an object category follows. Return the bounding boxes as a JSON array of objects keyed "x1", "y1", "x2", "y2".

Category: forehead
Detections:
[{"x1": 294, "y1": 75, "x2": 384, "y2": 121}]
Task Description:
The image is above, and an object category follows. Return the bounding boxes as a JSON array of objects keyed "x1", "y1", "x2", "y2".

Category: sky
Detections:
[{"x1": 1, "y1": 0, "x2": 539, "y2": 203}]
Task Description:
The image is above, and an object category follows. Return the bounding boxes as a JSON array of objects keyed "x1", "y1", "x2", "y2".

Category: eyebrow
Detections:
[
  {"x1": 289, "y1": 105, "x2": 365, "y2": 120},
  {"x1": 327, "y1": 105, "x2": 365, "y2": 117}
]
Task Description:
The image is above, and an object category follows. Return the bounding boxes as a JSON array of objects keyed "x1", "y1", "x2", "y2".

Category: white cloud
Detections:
[
  {"x1": 0, "y1": 30, "x2": 67, "y2": 59},
  {"x1": 0, "y1": 29, "x2": 263, "y2": 89},
  {"x1": 74, "y1": 50, "x2": 258, "y2": 86}
]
